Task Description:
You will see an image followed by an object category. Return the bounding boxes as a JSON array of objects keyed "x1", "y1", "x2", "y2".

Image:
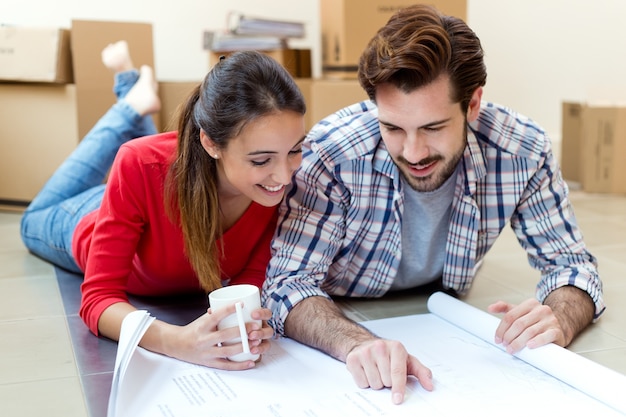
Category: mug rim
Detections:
[{"x1": 208, "y1": 284, "x2": 259, "y2": 302}]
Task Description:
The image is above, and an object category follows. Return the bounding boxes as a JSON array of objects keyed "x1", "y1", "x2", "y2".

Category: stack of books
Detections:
[{"x1": 204, "y1": 12, "x2": 305, "y2": 52}]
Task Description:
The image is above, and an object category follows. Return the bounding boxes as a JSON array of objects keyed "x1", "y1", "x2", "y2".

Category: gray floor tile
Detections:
[
  {"x1": 0, "y1": 316, "x2": 76, "y2": 385},
  {"x1": 0, "y1": 274, "x2": 65, "y2": 320},
  {"x1": 0, "y1": 377, "x2": 87, "y2": 417}
]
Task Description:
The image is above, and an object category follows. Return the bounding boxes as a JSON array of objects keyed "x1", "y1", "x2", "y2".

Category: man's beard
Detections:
[
  {"x1": 397, "y1": 148, "x2": 463, "y2": 192},
  {"x1": 396, "y1": 124, "x2": 467, "y2": 192}
]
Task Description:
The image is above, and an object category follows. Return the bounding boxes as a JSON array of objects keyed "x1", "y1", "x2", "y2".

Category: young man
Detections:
[{"x1": 263, "y1": 4, "x2": 604, "y2": 405}]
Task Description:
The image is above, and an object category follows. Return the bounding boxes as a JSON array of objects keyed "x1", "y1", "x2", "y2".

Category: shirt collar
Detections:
[{"x1": 462, "y1": 126, "x2": 487, "y2": 196}]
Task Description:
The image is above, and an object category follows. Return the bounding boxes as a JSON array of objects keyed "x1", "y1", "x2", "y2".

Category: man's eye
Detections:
[{"x1": 424, "y1": 126, "x2": 443, "y2": 132}]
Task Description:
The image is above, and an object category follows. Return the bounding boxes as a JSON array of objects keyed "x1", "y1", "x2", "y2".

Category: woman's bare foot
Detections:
[
  {"x1": 102, "y1": 41, "x2": 134, "y2": 73},
  {"x1": 124, "y1": 65, "x2": 161, "y2": 116}
]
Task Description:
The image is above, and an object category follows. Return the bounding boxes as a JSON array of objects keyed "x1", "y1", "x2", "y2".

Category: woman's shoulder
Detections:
[{"x1": 117, "y1": 131, "x2": 179, "y2": 165}]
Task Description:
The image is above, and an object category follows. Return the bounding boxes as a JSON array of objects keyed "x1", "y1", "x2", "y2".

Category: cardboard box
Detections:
[
  {"x1": 295, "y1": 78, "x2": 369, "y2": 130},
  {"x1": 0, "y1": 77, "x2": 194, "y2": 206},
  {"x1": 581, "y1": 105, "x2": 626, "y2": 194},
  {"x1": 208, "y1": 49, "x2": 312, "y2": 78},
  {"x1": 0, "y1": 20, "x2": 158, "y2": 206},
  {"x1": 0, "y1": 27, "x2": 73, "y2": 83},
  {"x1": 310, "y1": 79, "x2": 369, "y2": 126},
  {"x1": 561, "y1": 102, "x2": 584, "y2": 183},
  {"x1": 0, "y1": 83, "x2": 79, "y2": 204},
  {"x1": 294, "y1": 78, "x2": 313, "y2": 129},
  {"x1": 321, "y1": 0, "x2": 467, "y2": 79},
  {"x1": 158, "y1": 81, "x2": 200, "y2": 131},
  {"x1": 158, "y1": 77, "x2": 361, "y2": 133},
  {"x1": 71, "y1": 20, "x2": 158, "y2": 139}
]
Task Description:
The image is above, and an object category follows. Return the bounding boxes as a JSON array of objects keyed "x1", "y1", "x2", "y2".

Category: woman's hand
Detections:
[
  {"x1": 99, "y1": 301, "x2": 274, "y2": 370},
  {"x1": 162, "y1": 305, "x2": 274, "y2": 370}
]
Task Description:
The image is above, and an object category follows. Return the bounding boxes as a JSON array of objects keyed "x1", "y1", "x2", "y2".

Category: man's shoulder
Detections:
[
  {"x1": 473, "y1": 102, "x2": 548, "y2": 160},
  {"x1": 307, "y1": 101, "x2": 382, "y2": 165}
]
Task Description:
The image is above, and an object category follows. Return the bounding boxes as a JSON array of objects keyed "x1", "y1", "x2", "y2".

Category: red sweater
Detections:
[{"x1": 75, "y1": 132, "x2": 278, "y2": 335}]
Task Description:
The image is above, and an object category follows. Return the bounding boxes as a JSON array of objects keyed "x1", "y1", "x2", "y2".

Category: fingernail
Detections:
[
  {"x1": 494, "y1": 336, "x2": 502, "y2": 344},
  {"x1": 392, "y1": 393, "x2": 403, "y2": 405}
]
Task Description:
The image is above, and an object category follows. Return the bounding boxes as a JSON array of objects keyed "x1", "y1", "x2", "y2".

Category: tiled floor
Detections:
[{"x1": 1, "y1": 189, "x2": 626, "y2": 417}]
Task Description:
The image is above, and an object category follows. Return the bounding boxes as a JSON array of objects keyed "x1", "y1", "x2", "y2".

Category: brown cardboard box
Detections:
[
  {"x1": 0, "y1": 21, "x2": 159, "y2": 206},
  {"x1": 71, "y1": 20, "x2": 158, "y2": 139},
  {"x1": 310, "y1": 79, "x2": 369, "y2": 126},
  {"x1": 581, "y1": 105, "x2": 626, "y2": 194},
  {"x1": 158, "y1": 81, "x2": 200, "y2": 131},
  {"x1": 0, "y1": 27, "x2": 73, "y2": 83},
  {"x1": 208, "y1": 49, "x2": 312, "y2": 78},
  {"x1": 294, "y1": 78, "x2": 313, "y2": 129},
  {"x1": 321, "y1": 0, "x2": 467, "y2": 79},
  {"x1": 0, "y1": 83, "x2": 78, "y2": 204},
  {"x1": 294, "y1": 78, "x2": 369, "y2": 130},
  {"x1": 561, "y1": 102, "x2": 584, "y2": 183},
  {"x1": 0, "y1": 78, "x2": 193, "y2": 206}
]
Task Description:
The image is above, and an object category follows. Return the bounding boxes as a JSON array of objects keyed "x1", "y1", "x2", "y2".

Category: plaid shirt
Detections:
[{"x1": 264, "y1": 100, "x2": 604, "y2": 335}]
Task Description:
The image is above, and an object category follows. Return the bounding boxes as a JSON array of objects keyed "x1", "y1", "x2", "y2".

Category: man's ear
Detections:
[
  {"x1": 200, "y1": 130, "x2": 220, "y2": 159},
  {"x1": 466, "y1": 87, "x2": 483, "y2": 123}
]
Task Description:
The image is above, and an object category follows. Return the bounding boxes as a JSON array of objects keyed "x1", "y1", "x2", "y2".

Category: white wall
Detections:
[
  {"x1": 2, "y1": 0, "x2": 626, "y2": 140},
  {"x1": 469, "y1": 0, "x2": 626, "y2": 141}
]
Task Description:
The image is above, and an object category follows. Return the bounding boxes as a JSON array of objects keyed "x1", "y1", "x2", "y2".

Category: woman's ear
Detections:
[{"x1": 199, "y1": 130, "x2": 220, "y2": 159}]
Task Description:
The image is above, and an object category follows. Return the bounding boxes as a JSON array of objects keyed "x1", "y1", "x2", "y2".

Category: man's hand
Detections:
[
  {"x1": 285, "y1": 296, "x2": 433, "y2": 404},
  {"x1": 346, "y1": 338, "x2": 433, "y2": 405},
  {"x1": 488, "y1": 285, "x2": 594, "y2": 353}
]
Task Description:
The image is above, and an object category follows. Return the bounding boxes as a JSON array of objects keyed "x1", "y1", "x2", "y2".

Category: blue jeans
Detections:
[{"x1": 20, "y1": 70, "x2": 158, "y2": 272}]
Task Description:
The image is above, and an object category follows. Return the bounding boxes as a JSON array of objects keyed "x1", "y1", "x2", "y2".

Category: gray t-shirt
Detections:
[{"x1": 391, "y1": 167, "x2": 458, "y2": 290}]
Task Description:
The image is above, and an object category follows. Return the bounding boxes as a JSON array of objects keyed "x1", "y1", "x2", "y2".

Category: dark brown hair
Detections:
[
  {"x1": 165, "y1": 51, "x2": 306, "y2": 291},
  {"x1": 358, "y1": 4, "x2": 487, "y2": 112}
]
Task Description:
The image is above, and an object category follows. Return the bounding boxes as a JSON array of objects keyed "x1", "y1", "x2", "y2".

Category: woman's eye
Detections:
[
  {"x1": 289, "y1": 148, "x2": 303, "y2": 156},
  {"x1": 251, "y1": 159, "x2": 270, "y2": 167}
]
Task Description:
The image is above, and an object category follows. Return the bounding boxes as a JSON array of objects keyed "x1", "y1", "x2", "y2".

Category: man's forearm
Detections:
[
  {"x1": 543, "y1": 285, "x2": 594, "y2": 346},
  {"x1": 284, "y1": 296, "x2": 377, "y2": 361}
]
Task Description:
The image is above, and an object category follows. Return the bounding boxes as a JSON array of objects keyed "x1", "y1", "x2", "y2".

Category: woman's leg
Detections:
[
  {"x1": 21, "y1": 185, "x2": 105, "y2": 272},
  {"x1": 104, "y1": 40, "x2": 158, "y2": 136},
  {"x1": 21, "y1": 60, "x2": 160, "y2": 271}
]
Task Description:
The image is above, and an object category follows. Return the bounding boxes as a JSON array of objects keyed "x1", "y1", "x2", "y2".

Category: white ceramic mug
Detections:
[{"x1": 208, "y1": 284, "x2": 261, "y2": 362}]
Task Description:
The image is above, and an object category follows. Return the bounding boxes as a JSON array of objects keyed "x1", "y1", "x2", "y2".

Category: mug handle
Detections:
[{"x1": 235, "y1": 302, "x2": 251, "y2": 355}]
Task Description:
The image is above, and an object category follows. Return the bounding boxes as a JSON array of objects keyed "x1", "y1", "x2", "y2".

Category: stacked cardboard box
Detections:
[
  {"x1": 0, "y1": 83, "x2": 78, "y2": 205},
  {"x1": 321, "y1": 0, "x2": 468, "y2": 79},
  {"x1": 302, "y1": 0, "x2": 468, "y2": 135},
  {"x1": 561, "y1": 102, "x2": 626, "y2": 194},
  {"x1": 295, "y1": 78, "x2": 368, "y2": 131},
  {"x1": 0, "y1": 21, "x2": 160, "y2": 206},
  {"x1": 0, "y1": 27, "x2": 73, "y2": 83}
]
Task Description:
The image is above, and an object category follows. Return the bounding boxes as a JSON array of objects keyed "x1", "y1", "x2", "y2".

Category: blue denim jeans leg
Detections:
[{"x1": 20, "y1": 70, "x2": 158, "y2": 272}]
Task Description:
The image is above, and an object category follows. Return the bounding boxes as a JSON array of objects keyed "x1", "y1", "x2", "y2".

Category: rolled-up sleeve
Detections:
[{"x1": 512, "y1": 141, "x2": 604, "y2": 319}]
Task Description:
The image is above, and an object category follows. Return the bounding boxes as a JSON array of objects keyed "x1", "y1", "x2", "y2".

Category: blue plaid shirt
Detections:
[{"x1": 263, "y1": 100, "x2": 604, "y2": 335}]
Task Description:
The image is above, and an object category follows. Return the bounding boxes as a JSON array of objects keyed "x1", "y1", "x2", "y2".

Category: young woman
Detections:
[{"x1": 20, "y1": 41, "x2": 306, "y2": 370}]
